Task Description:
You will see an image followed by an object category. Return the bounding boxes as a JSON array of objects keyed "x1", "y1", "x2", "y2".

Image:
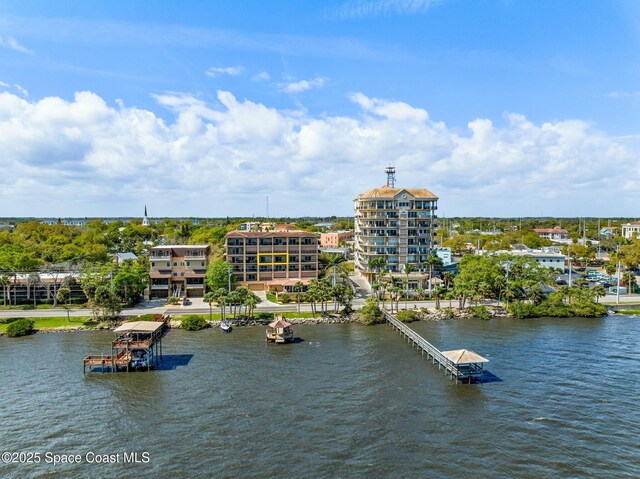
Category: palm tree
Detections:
[
  {"x1": 558, "y1": 285, "x2": 573, "y2": 304},
  {"x1": 592, "y1": 284, "x2": 606, "y2": 303},
  {"x1": 213, "y1": 288, "x2": 228, "y2": 321},
  {"x1": 0, "y1": 274, "x2": 9, "y2": 307},
  {"x1": 623, "y1": 271, "x2": 637, "y2": 294},
  {"x1": 423, "y1": 254, "x2": 444, "y2": 296},
  {"x1": 432, "y1": 286, "x2": 445, "y2": 309},
  {"x1": 204, "y1": 291, "x2": 216, "y2": 322},
  {"x1": 321, "y1": 253, "x2": 348, "y2": 287},
  {"x1": 245, "y1": 291, "x2": 261, "y2": 318},
  {"x1": 27, "y1": 272, "x2": 41, "y2": 307},
  {"x1": 293, "y1": 281, "x2": 305, "y2": 313},
  {"x1": 367, "y1": 257, "x2": 386, "y2": 295},
  {"x1": 403, "y1": 262, "x2": 416, "y2": 310},
  {"x1": 306, "y1": 280, "x2": 320, "y2": 317}
]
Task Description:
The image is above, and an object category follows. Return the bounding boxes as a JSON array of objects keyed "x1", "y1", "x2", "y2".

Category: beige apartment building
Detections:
[
  {"x1": 225, "y1": 231, "x2": 318, "y2": 292},
  {"x1": 149, "y1": 245, "x2": 210, "y2": 298},
  {"x1": 354, "y1": 167, "x2": 438, "y2": 288},
  {"x1": 320, "y1": 230, "x2": 353, "y2": 247}
]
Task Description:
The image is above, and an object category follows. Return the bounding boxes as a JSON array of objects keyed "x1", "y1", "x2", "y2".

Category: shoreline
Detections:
[{"x1": 1, "y1": 307, "x2": 618, "y2": 336}]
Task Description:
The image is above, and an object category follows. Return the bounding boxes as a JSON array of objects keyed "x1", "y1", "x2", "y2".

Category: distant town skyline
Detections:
[{"x1": 1, "y1": 1, "x2": 640, "y2": 217}]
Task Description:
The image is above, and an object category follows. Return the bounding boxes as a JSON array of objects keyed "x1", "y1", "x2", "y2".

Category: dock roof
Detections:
[
  {"x1": 114, "y1": 321, "x2": 164, "y2": 333},
  {"x1": 268, "y1": 318, "x2": 291, "y2": 328},
  {"x1": 441, "y1": 349, "x2": 489, "y2": 364}
]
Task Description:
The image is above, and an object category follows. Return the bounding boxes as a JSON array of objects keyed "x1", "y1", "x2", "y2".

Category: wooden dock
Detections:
[
  {"x1": 382, "y1": 310, "x2": 488, "y2": 384},
  {"x1": 83, "y1": 315, "x2": 170, "y2": 373}
]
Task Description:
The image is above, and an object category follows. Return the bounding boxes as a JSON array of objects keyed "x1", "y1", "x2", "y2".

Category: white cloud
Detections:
[
  {"x1": 0, "y1": 89, "x2": 637, "y2": 217},
  {"x1": 330, "y1": 0, "x2": 444, "y2": 19},
  {"x1": 0, "y1": 82, "x2": 29, "y2": 98},
  {"x1": 251, "y1": 71, "x2": 271, "y2": 82},
  {"x1": 0, "y1": 36, "x2": 34, "y2": 54},
  {"x1": 606, "y1": 91, "x2": 640, "y2": 101},
  {"x1": 205, "y1": 66, "x2": 244, "y2": 78},
  {"x1": 279, "y1": 77, "x2": 328, "y2": 94}
]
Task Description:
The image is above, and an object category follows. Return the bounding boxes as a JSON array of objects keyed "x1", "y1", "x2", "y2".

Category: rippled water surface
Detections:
[{"x1": 1, "y1": 315, "x2": 639, "y2": 478}]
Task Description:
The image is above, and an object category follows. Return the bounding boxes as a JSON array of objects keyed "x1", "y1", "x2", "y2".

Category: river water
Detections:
[{"x1": 0, "y1": 315, "x2": 638, "y2": 479}]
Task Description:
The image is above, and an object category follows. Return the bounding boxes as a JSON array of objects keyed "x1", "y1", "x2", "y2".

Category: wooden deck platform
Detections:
[
  {"x1": 382, "y1": 310, "x2": 488, "y2": 384},
  {"x1": 83, "y1": 315, "x2": 170, "y2": 373}
]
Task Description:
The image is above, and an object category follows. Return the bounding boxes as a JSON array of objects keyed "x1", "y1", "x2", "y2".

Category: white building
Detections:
[
  {"x1": 354, "y1": 167, "x2": 438, "y2": 287},
  {"x1": 486, "y1": 248, "x2": 566, "y2": 270},
  {"x1": 621, "y1": 221, "x2": 640, "y2": 239},
  {"x1": 142, "y1": 206, "x2": 150, "y2": 227},
  {"x1": 435, "y1": 247, "x2": 452, "y2": 266},
  {"x1": 533, "y1": 226, "x2": 569, "y2": 241}
]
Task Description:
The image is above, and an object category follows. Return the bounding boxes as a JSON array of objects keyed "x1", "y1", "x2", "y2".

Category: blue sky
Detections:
[{"x1": 1, "y1": 0, "x2": 640, "y2": 218}]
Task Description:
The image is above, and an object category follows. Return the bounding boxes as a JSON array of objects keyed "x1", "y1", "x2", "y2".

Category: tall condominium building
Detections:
[
  {"x1": 225, "y1": 231, "x2": 319, "y2": 292},
  {"x1": 149, "y1": 245, "x2": 210, "y2": 298},
  {"x1": 354, "y1": 167, "x2": 438, "y2": 285}
]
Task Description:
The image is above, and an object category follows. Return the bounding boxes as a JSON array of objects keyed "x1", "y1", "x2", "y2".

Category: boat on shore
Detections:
[{"x1": 220, "y1": 320, "x2": 232, "y2": 333}]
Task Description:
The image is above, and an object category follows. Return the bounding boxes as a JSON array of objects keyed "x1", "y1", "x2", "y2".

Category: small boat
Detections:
[{"x1": 220, "y1": 320, "x2": 232, "y2": 333}]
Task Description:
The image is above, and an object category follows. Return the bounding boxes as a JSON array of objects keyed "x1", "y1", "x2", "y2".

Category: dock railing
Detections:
[{"x1": 382, "y1": 309, "x2": 462, "y2": 380}]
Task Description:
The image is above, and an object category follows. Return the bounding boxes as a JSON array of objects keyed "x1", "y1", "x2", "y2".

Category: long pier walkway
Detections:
[{"x1": 382, "y1": 310, "x2": 488, "y2": 383}]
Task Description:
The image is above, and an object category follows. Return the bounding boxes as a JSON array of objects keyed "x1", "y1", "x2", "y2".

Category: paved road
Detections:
[{"x1": 1, "y1": 293, "x2": 636, "y2": 319}]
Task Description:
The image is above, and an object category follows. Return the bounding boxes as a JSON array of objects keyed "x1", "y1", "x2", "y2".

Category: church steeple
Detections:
[{"x1": 142, "y1": 205, "x2": 150, "y2": 227}]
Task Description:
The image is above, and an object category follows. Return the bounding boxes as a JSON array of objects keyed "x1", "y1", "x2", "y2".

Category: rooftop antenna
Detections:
[{"x1": 385, "y1": 165, "x2": 396, "y2": 187}]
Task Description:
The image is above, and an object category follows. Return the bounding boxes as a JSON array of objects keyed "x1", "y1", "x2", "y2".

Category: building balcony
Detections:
[
  {"x1": 150, "y1": 270, "x2": 172, "y2": 278},
  {"x1": 185, "y1": 254, "x2": 207, "y2": 261}
]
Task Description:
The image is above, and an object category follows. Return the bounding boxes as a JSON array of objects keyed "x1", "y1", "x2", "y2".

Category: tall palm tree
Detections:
[
  {"x1": 367, "y1": 257, "x2": 386, "y2": 295},
  {"x1": 245, "y1": 291, "x2": 261, "y2": 318},
  {"x1": 592, "y1": 284, "x2": 606, "y2": 303},
  {"x1": 423, "y1": 254, "x2": 444, "y2": 296},
  {"x1": 293, "y1": 281, "x2": 305, "y2": 313},
  {"x1": 213, "y1": 287, "x2": 228, "y2": 321},
  {"x1": 204, "y1": 291, "x2": 216, "y2": 322},
  {"x1": 321, "y1": 253, "x2": 348, "y2": 287}
]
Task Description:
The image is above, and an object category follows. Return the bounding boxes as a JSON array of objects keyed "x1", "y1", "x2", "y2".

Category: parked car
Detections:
[{"x1": 182, "y1": 298, "x2": 191, "y2": 306}]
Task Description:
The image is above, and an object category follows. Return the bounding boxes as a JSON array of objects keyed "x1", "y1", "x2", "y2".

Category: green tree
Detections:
[
  {"x1": 358, "y1": 297, "x2": 384, "y2": 325},
  {"x1": 56, "y1": 287, "x2": 72, "y2": 322},
  {"x1": 206, "y1": 260, "x2": 234, "y2": 292}
]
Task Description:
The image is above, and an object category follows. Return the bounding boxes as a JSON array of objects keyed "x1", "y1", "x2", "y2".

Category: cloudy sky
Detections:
[{"x1": 1, "y1": 0, "x2": 640, "y2": 218}]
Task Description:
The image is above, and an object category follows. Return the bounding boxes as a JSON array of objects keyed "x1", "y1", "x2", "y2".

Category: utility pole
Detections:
[{"x1": 616, "y1": 244, "x2": 621, "y2": 305}]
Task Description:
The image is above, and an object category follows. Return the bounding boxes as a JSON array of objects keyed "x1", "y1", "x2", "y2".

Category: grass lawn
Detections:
[
  {"x1": 0, "y1": 303, "x2": 85, "y2": 311},
  {"x1": 0, "y1": 316, "x2": 94, "y2": 333}
]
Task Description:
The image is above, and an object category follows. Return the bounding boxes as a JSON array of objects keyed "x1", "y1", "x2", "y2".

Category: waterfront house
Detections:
[{"x1": 149, "y1": 245, "x2": 210, "y2": 298}]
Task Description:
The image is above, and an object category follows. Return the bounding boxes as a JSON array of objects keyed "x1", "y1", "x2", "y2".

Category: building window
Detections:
[
  {"x1": 151, "y1": 262, "x2": 155, "y2": 267},
  {"x1": 173, "y1": 273, "x2": 177, "y2": 277},
  {"x1": 181, "y1": 262, "x2": 185, "y2": 266},
  {"x1": 201, "y1": 262, "x2": 205, "y2": 267},
  {"x1": 167, "y1": 262, "x2": 170, "y2": 267},
  {"x1": 173, "y1": 262, "x2": 177, "y2": 266},
  {"x1": 180, "y1": 272, "x2": 185, "y2": 276},
  {"x1": 187, "y1": 262, "x2": 190, "y2": 266}
]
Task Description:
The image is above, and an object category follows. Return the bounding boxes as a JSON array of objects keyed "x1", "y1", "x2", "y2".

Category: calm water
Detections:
[{"x1": 0, "y1": 316, "x2": 639, "y2": 479}]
